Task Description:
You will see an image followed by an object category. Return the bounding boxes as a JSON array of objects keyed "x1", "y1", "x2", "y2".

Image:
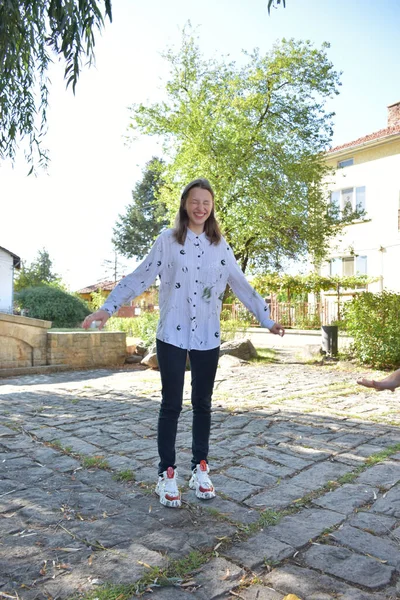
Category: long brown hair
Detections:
[{"x1": 173, "y1": 178, "x2": 222, "y2": 245}]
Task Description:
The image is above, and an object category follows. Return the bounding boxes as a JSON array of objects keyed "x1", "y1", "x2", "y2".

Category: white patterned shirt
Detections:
[{"x1": 101, "y1": 228, "x2": 275, "y2": 351}]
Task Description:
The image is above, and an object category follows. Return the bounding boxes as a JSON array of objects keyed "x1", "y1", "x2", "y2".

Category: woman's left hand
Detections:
[{"x1": 269, "y1": 323, "x2": 285, "y2": 337}]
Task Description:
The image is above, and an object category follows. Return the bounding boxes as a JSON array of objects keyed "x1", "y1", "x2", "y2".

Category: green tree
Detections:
[
  {"x1": 113, "y1": 157, "x2": 169, "y2": 260},
  {"x1": 128, "y1": 29, "x2": 360, "y2": 273},
  {"x1": 0, "y1": 0, "x2": 112, "y2": 170},
  {"x1": 14, "y1": 248, "x2": 63, "y2": 291}
]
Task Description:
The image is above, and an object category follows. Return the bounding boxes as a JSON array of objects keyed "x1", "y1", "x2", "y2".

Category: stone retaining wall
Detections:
[
  {"x1": 0, "y1": 313, "x2": 51, "y2": 369},
  {"x1": 47, "y1": 331, "x2": 126, "y2": 368}
]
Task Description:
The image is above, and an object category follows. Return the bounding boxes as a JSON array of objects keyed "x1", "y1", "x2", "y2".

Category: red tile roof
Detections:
[
  {"x1": 328, "y1": 124, "x2": 400, "y2": 154},
  {"x1": 76, "y1": 280, "x2": 120, "y2": 294}
]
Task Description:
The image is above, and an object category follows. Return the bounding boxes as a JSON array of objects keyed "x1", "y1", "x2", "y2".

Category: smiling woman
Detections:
[{"x1": 82, "y1": 176, "x2": 285, "y2": 509}]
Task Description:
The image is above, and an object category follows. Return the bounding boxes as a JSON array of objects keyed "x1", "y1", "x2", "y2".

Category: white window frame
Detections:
[
  {"x1": 329, "y1": 255, "x2": 368, "y2": 277},
  {"x1": 330, "y1": 186, "x2": 366, "y2": 216},
  {"x1": 337, "y1": 158, "x2": 354, "y2": 168}
]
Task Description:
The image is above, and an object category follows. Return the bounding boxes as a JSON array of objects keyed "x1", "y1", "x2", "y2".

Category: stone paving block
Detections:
[
  {"x1": 348, "y1": 511, "x2": 398, "y2": 535},
  {"x1": 288, "y1": 460, "x2": 353, "y2": 490},
  {"x1": 243, "y1": 419, "x2": 275, "y2": 434},
  {"x1": 192, "y1": 556, "x2": 244, "y2": 600},
  {"x1": 4, "y1": 465, "x2": 55, "y2": 485},
  {"x1": 252, "y1": 446, "x2": 312, "y2": 470},
  {"x1": 222, "y1": 415, "x2": 252, "y2": 429},
  {"x1": 139, "y1": 528, "x2": 193, "y2": 556},
  {"x1": 278, "y1": 439, "x2": 339, "y2": 459},
  {"x1": 327, "y1": 433, "x2": 373, "y2": 448},
  {"x1": 264, "y1": 508, "x2": 344, "y2": 548},
  {"x1": 312, "y1": 483, "x2": 378, "y2": 515},
  {"x1": 180, "y1": 494, "x2": 260, "y2": 525},
  {"x1": 233, "y1": 585, "x2": 282, "y2": 600},
  {"x1": 102, "y1": 454, "x2": 141, "y2": 471},
  {"x1": 225, "y1": 466, "x2": 277, "y2": 487},
  {"x1": 0, "y1": 424, "x2": 16, "y2": 437},
  {"x1": 264, "y1": 564, "x2": 390, "y2": 600},
  {"x1": 68, "y1": 514, "x2": 158, "y2": 548},
  {"x1": 216, "y1": 433, "x2": 259, "y2": 452},
  {"x1": 355, "y1": 461, "x2": 400, "y2": 490},
  {"x1": 46, "y1": 435, "x2": 101, "y2": 455},
  {"x1": 236, "y1": 455, "x2": 295, "y2": 478},
  {"x1": 223, "y1": 532, "x2": 294, "y2": 569},
  {"x1": 332, "y1": 524, "x2": 400, "y2": 569},
  {"x1": 303, "y1": 544, "x2": 395, "y2": 589},
  {"x1": 245, "y1": 481, "x2": 308, "y2": 510},
  {"x1": 64, "y1": 491, "x2": 126, "y2": 517},
  {"x1": 211, "y1": 474, "x2": 262, "y2": 502}
]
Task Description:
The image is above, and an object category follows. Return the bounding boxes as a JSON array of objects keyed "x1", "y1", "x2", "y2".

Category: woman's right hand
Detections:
[{"x1": 82, "y1": 309, "x2": 110, "y2": 330}]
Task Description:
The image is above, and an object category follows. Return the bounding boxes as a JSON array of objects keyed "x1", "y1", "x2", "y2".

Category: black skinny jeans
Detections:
[{"x1": 156, "y1": 339, "x2": 220, "y2": 474}]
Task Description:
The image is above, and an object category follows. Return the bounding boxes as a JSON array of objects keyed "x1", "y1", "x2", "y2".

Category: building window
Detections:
[
  {"x1": 330, "y1": 256, "x2": 367, "y2": 277},
  {"x1": 338, "y1": 158, "x2": 354, "y2": 168},
  {"x1": 330, "y1": 186, "x2": 366, "y2": 216}
]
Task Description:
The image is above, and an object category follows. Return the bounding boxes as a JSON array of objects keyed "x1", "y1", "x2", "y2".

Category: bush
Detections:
[
  {"x1": 221, "y1": 318, "x2": 252, "y2": 341},
  {"x1": 106, "y1": 311, "x2": 251, "y2": 346},
  {"x1": 342, "y1": 291, "x2": 400, "y2": 369},
  {"x1": 106, "y1": 312, "x2": 159, "y2": 347},
  {"x1": 16, "y1": 285, "x2": 90, "y2": 327}
]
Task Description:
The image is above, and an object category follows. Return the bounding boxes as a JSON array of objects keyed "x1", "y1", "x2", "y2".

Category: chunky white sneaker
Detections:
[
  {"x1": 189, "y1": 460, "x2": 216, "y2": 500},
  {"x1": 155, "y1": 466, "x2": 181, "y2": 508}
]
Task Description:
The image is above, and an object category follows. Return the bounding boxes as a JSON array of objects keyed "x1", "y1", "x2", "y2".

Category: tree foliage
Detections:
[
  {"x1": 15, "y1": 285, "x2": 90, "y2": 327},
  {"x1": 113, "y1": 157, "x2": 169, "y2": 260},
  {"x1": 343, "y1": 291, "x2": 400, "y2": 369},
  {"x1": 128, "y1": 28, "x2": 359, "y2": 273},
  {"x1": 267, "y1": 0, "x2": 286, "y2": 14},
  {"x1": 14, "y1": 248, "x2": 63, "y2": 292},
  {"x1": 0, "y1": 0, "x2": 112, "y2": 169},
  {"x1": 252, "y1": 272, "x2": 376, "y2": 299}
]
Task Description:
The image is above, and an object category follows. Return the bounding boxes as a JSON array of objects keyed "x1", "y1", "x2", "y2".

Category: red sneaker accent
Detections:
[
  {"x1": 199, "y1": 460, "x2": 208, "y2": 472},
  {"x1": 165, "y1": 467, "x2": 180, "y2": 500}
]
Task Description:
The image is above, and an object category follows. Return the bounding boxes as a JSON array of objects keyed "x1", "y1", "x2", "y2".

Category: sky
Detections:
[{"x1": 1, "y1": 0, "x2": 400, "y2": 292}]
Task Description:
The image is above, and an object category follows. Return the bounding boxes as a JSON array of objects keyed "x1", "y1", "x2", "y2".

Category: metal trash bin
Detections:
[{"x1": 321, "y1": 325, "x2": 338, "y2": 357}]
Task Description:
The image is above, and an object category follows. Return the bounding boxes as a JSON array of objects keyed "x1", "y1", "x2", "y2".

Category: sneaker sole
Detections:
[
  {"x1": 155, "y1": 487, "x2": 181, "y2": 508},
  {"x1": 189, "y1": 479, "x2": 216, "y2": 500}
]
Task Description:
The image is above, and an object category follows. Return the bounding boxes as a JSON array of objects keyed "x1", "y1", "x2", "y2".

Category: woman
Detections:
[{"x1": 83, "y1": 178, "x2": 284, "y2": 508}]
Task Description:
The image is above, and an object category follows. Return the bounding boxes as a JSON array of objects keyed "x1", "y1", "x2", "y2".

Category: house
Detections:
[
  {"x1": 0, "y1": 246, "x2": 21, "y2": 314},
  {"x1": 321, "y1": 101, "x2": 400, "y2": 294},
  {"x1": 76, "y1": 280, "x2": 159, "y2": 317}
]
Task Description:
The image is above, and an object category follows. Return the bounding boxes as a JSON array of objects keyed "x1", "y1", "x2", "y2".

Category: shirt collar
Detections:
[{"x1": 186, "y1": 228, "x2": 207, "y2": 242}]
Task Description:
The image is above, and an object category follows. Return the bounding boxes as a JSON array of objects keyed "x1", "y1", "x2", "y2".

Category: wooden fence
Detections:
[{"x1": 222, "y1": 300, "x2": 341, "y2": 328}]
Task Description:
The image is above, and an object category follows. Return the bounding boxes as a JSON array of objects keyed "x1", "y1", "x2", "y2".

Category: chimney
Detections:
[{"x1": 387, "y1": 101, "x2": 400, "y2": 128}]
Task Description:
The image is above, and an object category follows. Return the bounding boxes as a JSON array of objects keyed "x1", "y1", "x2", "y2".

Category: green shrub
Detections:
[
  {"x1": 220, "y1": 318, "x2": 251, "y2": 341},
  {"x1": 106, "y1": 312, "x2": 159, "y2": 347},
  {"x1": 106, "y1": 311, "x2": 251, "y2": 346},
  {"x1": 342, "y1": 291, "x2": 400, "y2": 369},
  {"x1": 16, "y1": 285, "x2": 90, "y2": 327}
]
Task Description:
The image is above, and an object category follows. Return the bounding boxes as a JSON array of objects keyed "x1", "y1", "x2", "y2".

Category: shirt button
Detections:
[
  {"x1": 197, "y1": 266, "x2": 200, "y2": 269},
  {"x1": 193, "y1": 304, "x2": 196, "y2": 307},
  {"x1": 195, "y1": 280, "x2": 198, "y2": 283},
  {"x1": 194, "y1": 292, "x2": 197, "y2": 295},
  {"x1": 192, "y1": 329, "x2": 194, "y2": 332},
  {"x1": 198, "y1": 255, "x2": 200, "y2": 258}
]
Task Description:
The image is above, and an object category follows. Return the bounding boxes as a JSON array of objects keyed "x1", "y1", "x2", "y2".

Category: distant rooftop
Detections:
[
  {"x1": 76, "y1": 280, "x2": 119, "y2": 294},
  {"x1": 328, "y1": 100, "x2": 400, "y2": 154}
]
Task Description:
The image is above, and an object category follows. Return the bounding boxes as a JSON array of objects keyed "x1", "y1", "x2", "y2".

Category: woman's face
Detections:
[{"x1": 185, "y1": 187, "x2": 213, "y2": 233}]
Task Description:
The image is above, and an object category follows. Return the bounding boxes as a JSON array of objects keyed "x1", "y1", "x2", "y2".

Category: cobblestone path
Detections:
[{"x1": 1, "y1": 349, "x2": 400, "y2": 599}]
